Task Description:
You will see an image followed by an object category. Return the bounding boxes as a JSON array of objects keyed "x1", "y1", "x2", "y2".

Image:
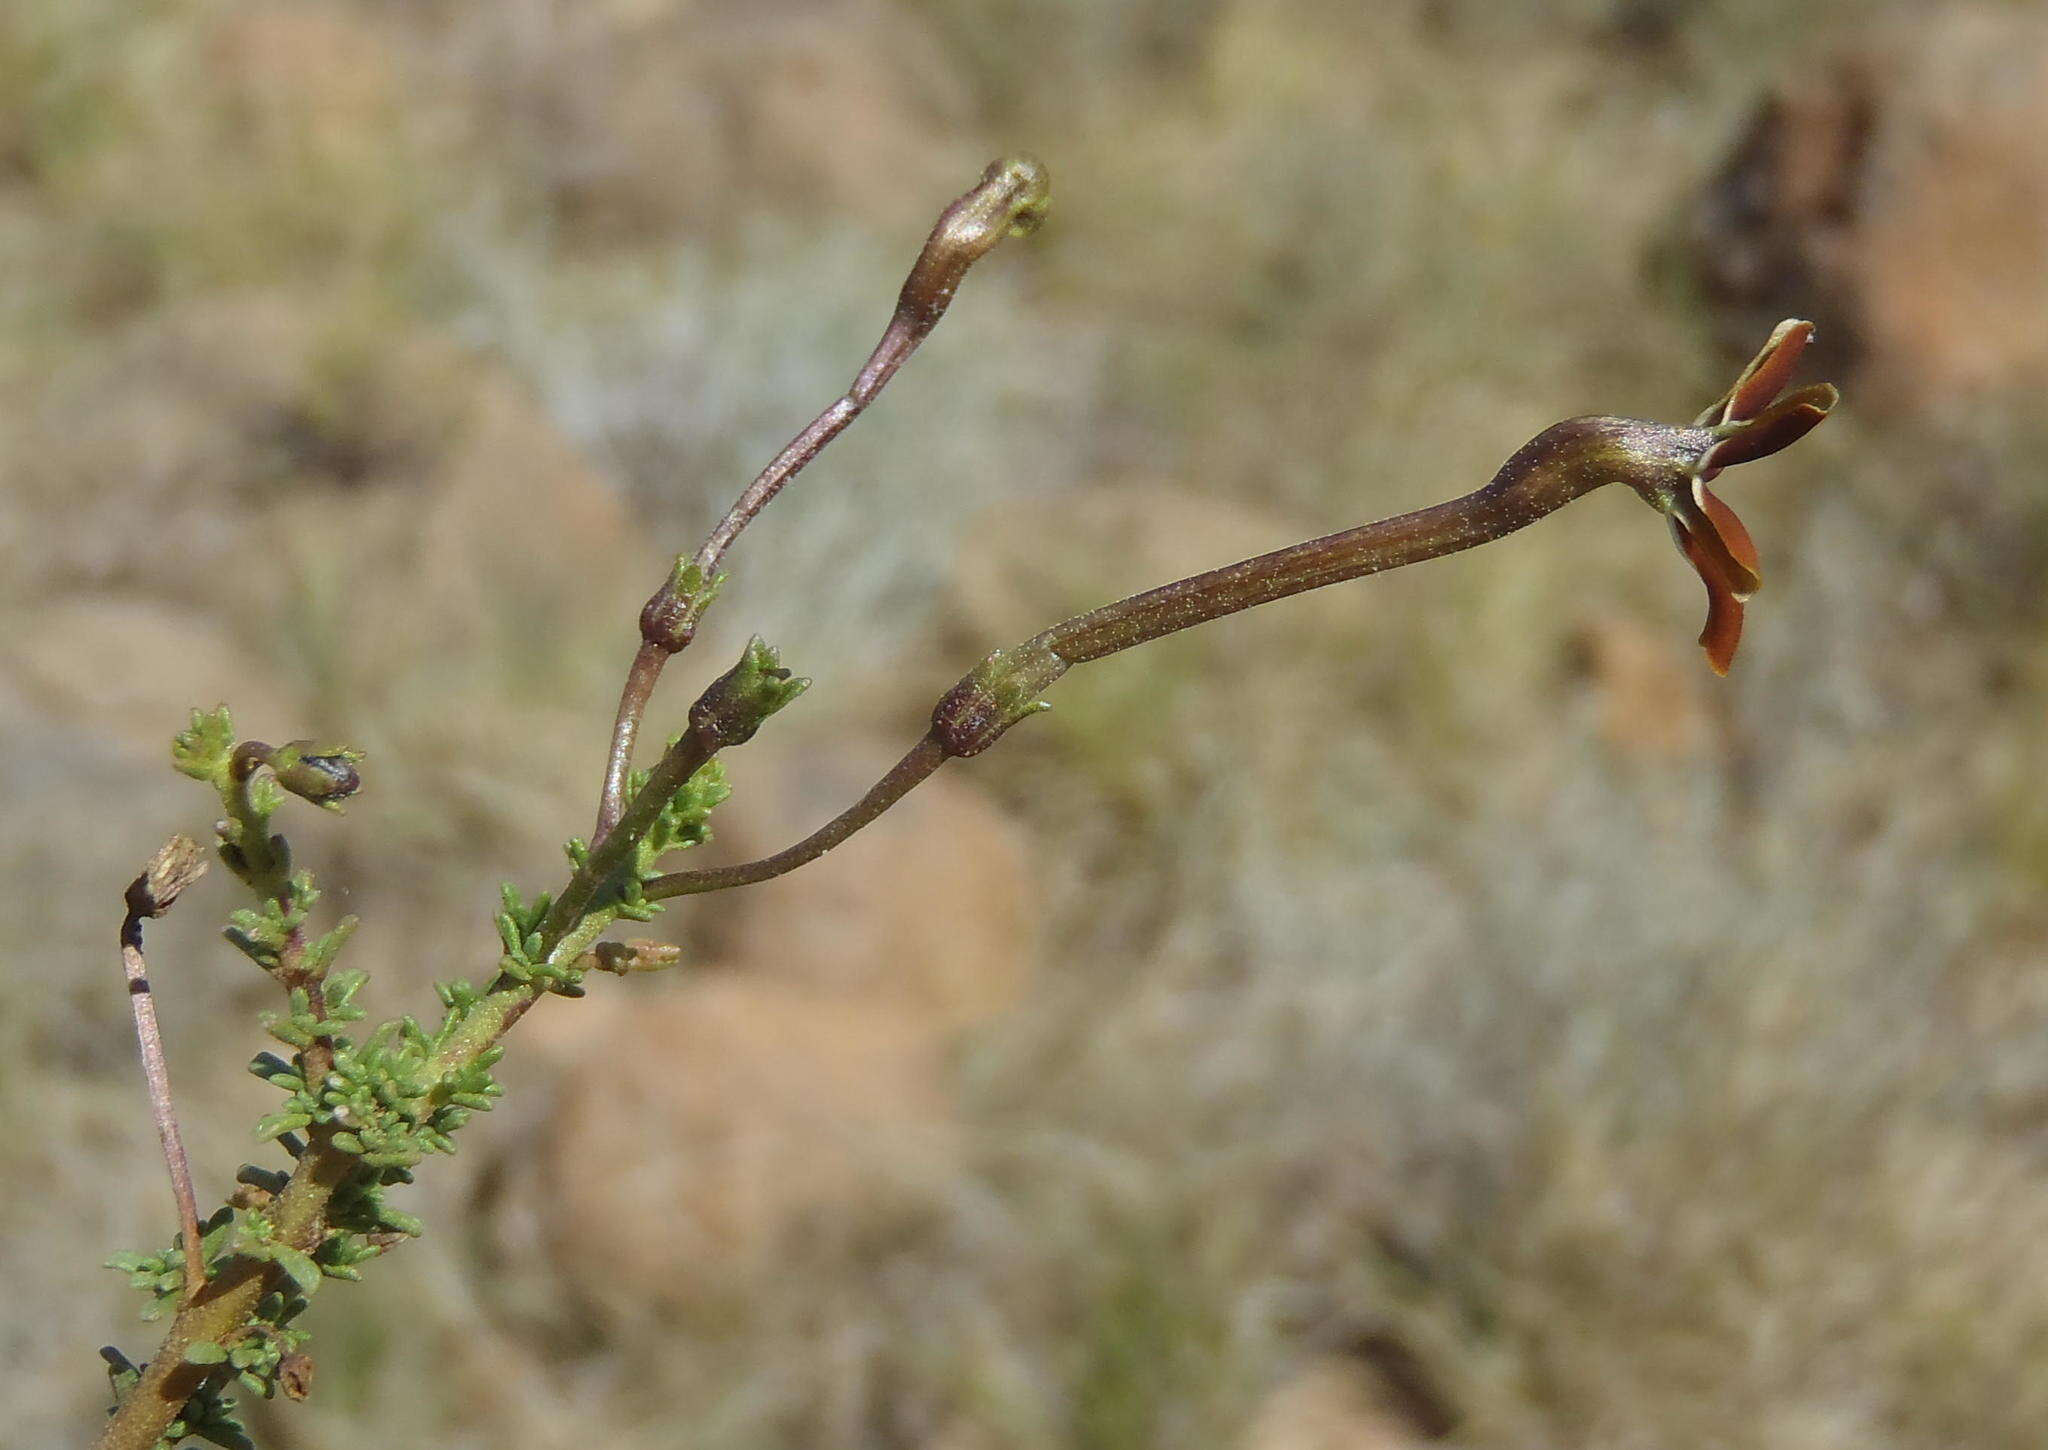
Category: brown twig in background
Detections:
[
  {"x1": 594, "y1": 155, "x2": 1052, "y2": 843},
  {"x1": 119, "y1": 836, "x2": 210, "y2": 1303}
]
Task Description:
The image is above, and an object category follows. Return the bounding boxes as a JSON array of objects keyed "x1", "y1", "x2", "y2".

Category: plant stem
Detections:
[
  {"x1": 594, "y1": 155, "x2": 1051, "y2": 841},
  {"x1": 930, "y1": 415, "x2": 1716, "y2": 757},
  {"x1": 1042, "y1": 417, "x2": 1714, "y2": 666},
  {"x1": 118, "y1": 931, "x2": 204, "y2": 1304},
  {"x1": 99, "y1": 911, "x2": 620, "y2": 1450},
  {"x1": 592, "y1": 326, "x2": 932, "y2": 845},
  {"x1": 596, "y1": 640, "x2": 669, "y2": 847},
  {"x1": 118, "y1": 841, "x2": 210, "y2": 1305},
  {"x1": 649, "y1": 415, "x2": 1721, "y2": 890},
  {"x1": 226, "y1": 747, "x2": 340, "y2": 1103},
  {"x1": 555, "y1": 730, "x2": 716, "y2": 948},
  {"x1": 644, "y1": 732, "x2": 948, "y2": 900},
  {"x1": 100, "y1": 726, "x2": 728, "y2": 1448},
  {"x1": 96, "y1": 1145, "x2": 355, "y2": 1450}
]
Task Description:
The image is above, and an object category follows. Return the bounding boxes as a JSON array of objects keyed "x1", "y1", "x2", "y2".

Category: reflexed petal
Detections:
[
  {"x1": 1702, "y1": 383, "x2": 1839, "y2": 474},
  {"x1": 1690, "y1": 479, "x2": 1761, "y2": 599},
  {"x1": 1670, "y1": 518, "x2": 1747, "y2": 675}
]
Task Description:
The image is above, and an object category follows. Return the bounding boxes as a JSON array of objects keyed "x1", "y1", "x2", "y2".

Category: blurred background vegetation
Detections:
[{"x1": 6, "y1": 1, "x2": 2048, "y2": 1446}]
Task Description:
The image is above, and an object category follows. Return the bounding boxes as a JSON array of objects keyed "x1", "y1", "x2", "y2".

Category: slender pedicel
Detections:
[
  {"x1": 648, "y1": 321, "x2": 1837, "y2": 897},
  {"x1": 119, "y1": 837, "x2": 211, "y2": 1303},
  {"x1": 595, "y1": 156, "x2": 1051, "y2": 842},
  {"x1": 644, "y1": 734, "x2": 948, "y2": 901}
]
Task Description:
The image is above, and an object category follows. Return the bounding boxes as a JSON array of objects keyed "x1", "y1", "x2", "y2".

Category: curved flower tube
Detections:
[
  {"x1": 645, "y1": 319, "x2": 1839, "y2": 902},
  {"x1": 927, "y1": 317, "x2": 1840, "y2": 750}
]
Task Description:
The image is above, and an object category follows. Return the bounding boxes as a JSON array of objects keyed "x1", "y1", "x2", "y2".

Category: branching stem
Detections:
[
  {"x1": 555, "y1": 730, "x2": 717, "y2": 952},
  {"x1": 96, "y1": 230, "x2": 1830, "y2": 1450},
  {"x1": 100, "y1": 728, "x2": 731, "y2": 1450},
  {"x1": 594, "y1": 155, "x2": 1051, "y2": 841},
  {"x1": 96, "y1": 1144, "x2": 355, "y2": 1450}
]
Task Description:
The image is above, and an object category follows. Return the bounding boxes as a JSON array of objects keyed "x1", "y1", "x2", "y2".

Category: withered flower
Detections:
[{"x1": 1637, "y1": 319, "x2": 1838, "y2": 674}]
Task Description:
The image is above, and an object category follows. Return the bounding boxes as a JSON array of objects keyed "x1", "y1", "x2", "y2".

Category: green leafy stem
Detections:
[{"x1": 96, "y1": 639, "x2": 799, "y2": 1450}]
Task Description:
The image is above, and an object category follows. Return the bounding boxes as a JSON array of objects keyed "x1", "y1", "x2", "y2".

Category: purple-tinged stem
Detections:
[
  {"x1": 119, "y1": 837, "x2": 210, "y2": 1303},
  {"x1": 646, "y1": 414, "x2": 1717, "y2": 896},
  {"x1": 642, "y1": 733, "x2": 948, "y2": 901},
  {"x1": 594, "y1": 155, "x2": 1051, "y2": 843}
]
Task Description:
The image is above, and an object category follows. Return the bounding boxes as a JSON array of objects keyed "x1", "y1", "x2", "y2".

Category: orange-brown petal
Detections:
[
  {"x1": 1699, "y1": 383, "x2": 1838, "y2": 479},
  {"x1": 1691, "y1": 479, "x2": 1761, "y2": 599},
  {"x1": 1672, "y1": 519, "x2": 1747, "y2": 675},
  {"x1": 1723, "y1": 319, "x2": 1814, "y2": 424}
]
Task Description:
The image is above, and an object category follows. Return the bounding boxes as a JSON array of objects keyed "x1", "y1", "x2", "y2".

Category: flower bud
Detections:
[
  {"x1": 891, "y1": 154, "x2": 1051, "y2": 346},
  {"x1": 931, "y1": 640, "x2": 1066, "y2": 757},
  {"x1": 688, "y1": 636, "x2": 810, "y2": 751},
  {"x1": 639, "y1": 559, "x2": 725, "y2": 653},
  {"x1": 267, "y1": 741, "x2": 365, "y2": 808}
]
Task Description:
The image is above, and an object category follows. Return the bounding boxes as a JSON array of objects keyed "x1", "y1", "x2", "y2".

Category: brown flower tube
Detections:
[{"x1": 647, "y1": 320, "x2": 1837, "y2": 900}]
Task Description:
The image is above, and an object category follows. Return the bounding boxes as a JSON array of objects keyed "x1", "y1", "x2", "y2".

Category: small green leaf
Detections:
[
  {"x1": 171, "y1": 706, "x2": 237, "y2": 784},
  {"x1": 270, "y1": 1246, "x2": 323, "y2": 1296},
  {"x1": 184, "y1": 1340, "x2": 230, "y2": 1365},
  {"x1": 305, "y1": 917, "x2": 359, "y2": 971},
  {"x1": 377, "y1": 1206, "x2": 424, "y2": 1237},
  {"x1": 254, "y1": 1109, "x2": 314, "y2": 1141}
]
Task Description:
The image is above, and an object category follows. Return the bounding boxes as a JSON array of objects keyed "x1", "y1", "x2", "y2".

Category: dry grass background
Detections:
[{"x1": 5, "y1": 1, "x2": 2048, "y2": 1445}]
